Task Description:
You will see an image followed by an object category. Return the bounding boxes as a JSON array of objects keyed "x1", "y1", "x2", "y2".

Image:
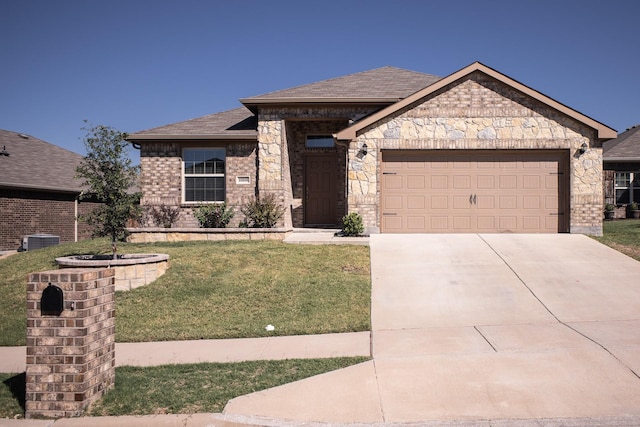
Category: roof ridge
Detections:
[{"x1": 242, "y1": 66, "x2": 439, "y2": 100}]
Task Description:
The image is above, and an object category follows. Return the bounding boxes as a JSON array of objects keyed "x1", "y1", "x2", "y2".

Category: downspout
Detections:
[{"x1": 74, "y1": 196, "x2": 78, "y2": 242}]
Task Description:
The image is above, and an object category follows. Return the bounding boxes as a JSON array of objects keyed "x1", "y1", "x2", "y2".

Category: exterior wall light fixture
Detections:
[
  {"x1": 579, "y1": 142, "x2": 588, "y2": 154},
  {"x1": 361, "y1": 143, "x2": 368, "y2": 156}
]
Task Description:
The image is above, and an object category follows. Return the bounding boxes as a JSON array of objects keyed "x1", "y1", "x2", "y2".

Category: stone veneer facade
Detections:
[
  {"x1": 346, "y1": 72, "x2": 603, "y2": 235},
  {"x1": 257, "y1": 107, "x2": 378, "y2": 228},
  {"x1": 26, "y1": 268, "x2": 115, "y2": 419}
]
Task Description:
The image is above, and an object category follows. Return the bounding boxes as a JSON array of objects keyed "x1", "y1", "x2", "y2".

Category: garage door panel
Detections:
[
  {"x1": 499, "y1": 175, "x2": 518, "y2": 189},
  {"x1": 523, "y1": 175, "x2": 541, "y2": 189},
  {"x1": 430, "y1": 195, "x2": 448, "y2": 209},
  {"x1": 384, "y1": 195, "x2": 403, "y2": 210},
  {"x1": 407, "y1": 216, "x2": 426, "y2": 230},
  {"x1": 431, "y1": 176, "x2": 448, "y2": 189},
  {"x1": 430, "y1": 216, "x2": 449, "y2": 229},
  {"x1": 383, "y1": 215, "x2": 402, "y2": 231},
  {"x1": 523, "y1": 196, "x2": 541, "y2": 209},
  {"x1": 499, "y1": 196, "x2": 517, "y2": 209},
  {"x1": 407, "y1": 175, "x2": 425, "y2": 189},
  {"x1": 477, "y1": 175, "x2": 495, "y2": 189},
  {"x1": 407, "y1": 196, "x2": 425, "y2": 209},
  {"x1": 476, "y1": 196, "x2": 495, "y2": 209},
  {"x1": 453, "y1": 175, "x2": 471, "y2": 189},
  {"x1": 453, "y1": 216, "x2": 471, "y2": 230},
  {"x1": 380, "y1": 150, "x2": 567, "y2": 233},
  {"x1": 476, "y1": 216, "x2": 496, "y2": 230}
]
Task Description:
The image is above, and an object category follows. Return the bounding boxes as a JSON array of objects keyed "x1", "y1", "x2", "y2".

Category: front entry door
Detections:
[{"x1": 305, "y1": 154, "x2": 338, "y2": 225}]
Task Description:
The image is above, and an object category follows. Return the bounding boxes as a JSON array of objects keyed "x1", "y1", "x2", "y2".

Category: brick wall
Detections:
[
  {"x1": 139, "y1": 141, "x2": 257, "y2": 228},
  {"x1": 26, "y1": 268, "x2": 115, "y2": 419},
  {"x1": 0, "y1": 189, "x2": 99, "y2": 251}
]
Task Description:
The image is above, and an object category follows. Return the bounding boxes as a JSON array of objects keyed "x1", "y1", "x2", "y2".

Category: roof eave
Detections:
[
  {"x1": 0, "y1": 182, "x2": 83, "y2": 194},
  {"x1": 604, "y1": 157, "x2": 640, "y2": 162},
  {"x1": 127, "y1": 134, "x2": 257, "y2": 142},
  {"x1": 335, "y1": 62, "x2": 617, "y2": 141}
]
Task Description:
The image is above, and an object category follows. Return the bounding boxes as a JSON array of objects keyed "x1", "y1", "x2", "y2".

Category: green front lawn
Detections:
[
  {"x1": 1, "y1": 357, "x2": 370, "y2": 418},
  {"x1": 594, "y1": 219, "x2": 640, "y2": 261},
  {"x1": 0, "y1": 238, "x2": 371, "y2": 346}
]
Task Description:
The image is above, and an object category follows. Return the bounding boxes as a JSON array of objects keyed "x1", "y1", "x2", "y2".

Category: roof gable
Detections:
[
  {"x1": 335, "y1": 62, "x2": 617, "y2": 141},
  {"x1": 240, "y1": 66, "x2": 441, "y2": 106},
  {"x1": 0, "y1": 130, "x2": 85, "y2": 193},
  {"x1": 603, "y1": 125, "x2": 640, "y2": 161}
]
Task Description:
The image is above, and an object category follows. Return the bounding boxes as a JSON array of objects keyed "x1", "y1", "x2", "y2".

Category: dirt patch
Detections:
[{"x1": 607, "y1": 242, "x2": 640, "y2": 262}]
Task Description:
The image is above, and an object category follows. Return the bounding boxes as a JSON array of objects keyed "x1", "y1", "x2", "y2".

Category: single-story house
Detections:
[
  {"x1": 127, "y1": 62, "x2": 616, "y2": 235},
  {"x1": 603, "y1": 124, "x2": 640, "y2": 212},
  {"x1": 0, "y1": 130, "x2": 99, "y2": 251}
]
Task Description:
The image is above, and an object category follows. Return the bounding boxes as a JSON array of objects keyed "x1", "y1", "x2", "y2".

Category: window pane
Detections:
[
  {"x1": 184, "y1": 149, "x2": 225, "y2": 175},
  {"x1": 616, "y1": 189, "x2": 630, "y2": 205},
  {"x1": 632, "y1": 172, "x2": 640, "y2": 188},
  {"x1": 615, "y1": 172, "x2": 631, "y2": 187},
  {"x1": 184, "y1": 177, "x2": 224, "y2": 202},
  {"x1": 306, "y1": 135, "x2": 335, "y2": 148}
]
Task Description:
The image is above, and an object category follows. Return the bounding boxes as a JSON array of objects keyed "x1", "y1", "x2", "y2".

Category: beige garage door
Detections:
[{"x1": 381, "y1": 150, "x2": 568, "y2": 233}]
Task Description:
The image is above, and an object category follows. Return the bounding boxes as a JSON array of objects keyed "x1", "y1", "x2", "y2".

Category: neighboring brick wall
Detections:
[
  {"x1": 26, "y1": 268, "x2": 115, "y2": 419},
  {"x1": 139, "y1": 141, "x2": 257, "y2": 228},
  {"x1": 350, "y1": 72, "x2": 602, "y2": 234},
  {"x1": 0, "y1": 189, "x2": 98, "y2": 251}
]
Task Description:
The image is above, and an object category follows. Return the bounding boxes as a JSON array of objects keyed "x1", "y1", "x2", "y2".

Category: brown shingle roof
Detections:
[
  {"x1": 241, "y1": 66, "x2": 442, "y2": 103},
  {"x1": 128, "y1": 67, "x2": 442, "y2": 140},
  {"x1": 0, "y1": 130, "x2": 85, "y2": 193},
  {"x1": 603, "y1": 125, "x2": 640, "y2": 161},
  {"x1": 127, "y1": 107, "x2": 257, "y2": 141}
]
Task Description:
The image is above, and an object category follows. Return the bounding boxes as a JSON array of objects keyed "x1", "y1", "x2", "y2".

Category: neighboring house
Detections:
[
  {"x1": 0, "y1": 130, "x2": 98, "y2": 251},
  {"x1": 603, "y1": 125, "x2": 640, "y2": 209},
  {"x1": 127, "y1": 62, "x2": 616, "y2": 235}
]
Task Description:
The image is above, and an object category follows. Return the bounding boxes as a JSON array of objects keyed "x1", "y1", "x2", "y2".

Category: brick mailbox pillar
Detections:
[{"x1": 26, "y1": 268, "x2": 115, "y2": 419}]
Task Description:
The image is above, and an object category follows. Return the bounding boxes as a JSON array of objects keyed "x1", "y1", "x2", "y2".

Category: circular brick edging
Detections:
[{"x1": 56, "y1": 254, "x2": 170, "y2": 292}]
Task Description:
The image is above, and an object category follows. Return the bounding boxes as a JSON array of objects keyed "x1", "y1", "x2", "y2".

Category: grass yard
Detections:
[
  {"x1": 0, "y1": 357, "x2": 370, "y2": 418},
  {"x1": 0, "y1": 238, "x2": 371, "y2": 346},
  {"x1": 594, "y1": 219, "x2": 640, "y2": 261}
]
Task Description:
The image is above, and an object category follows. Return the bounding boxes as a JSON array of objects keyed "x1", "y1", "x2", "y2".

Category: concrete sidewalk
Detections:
[{"x1": 0, "y1": 332, "x2": 371, "y2": 373}]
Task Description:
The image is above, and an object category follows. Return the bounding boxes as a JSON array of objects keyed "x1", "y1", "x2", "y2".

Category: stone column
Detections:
[{"x1": 25, "y1": 268, "x2": 115, "y2": 419}]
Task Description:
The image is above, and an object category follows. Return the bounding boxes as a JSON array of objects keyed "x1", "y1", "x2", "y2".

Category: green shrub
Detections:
[
  {"x1": 341, "y1": 212, "x2": 364, "y2": 236},
  {"x1": 146, "y1": 204, "x2": 181, "y2": 228},
  {"x1": 240, "y1": 194, "x2": 285, "y2": 228},
  {"x1": 194, "y1": 204, "x2": 234, "y2": 228}
]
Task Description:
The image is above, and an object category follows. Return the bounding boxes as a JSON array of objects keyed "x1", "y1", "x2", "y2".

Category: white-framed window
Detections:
[
  {"x1": 306, "y1": 135, "x2": 335, "y2": 148},
  {"x1": 183, "y1": 148, "x2": 225, "y2": 203},
  {"x1": 614, "y1": 171, "x2": 640, "y2": 205}
]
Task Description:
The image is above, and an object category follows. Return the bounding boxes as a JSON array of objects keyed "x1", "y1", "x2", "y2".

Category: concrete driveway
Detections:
[{"x1": 224, "y1": 234, "x2": 640, "y2": 425}]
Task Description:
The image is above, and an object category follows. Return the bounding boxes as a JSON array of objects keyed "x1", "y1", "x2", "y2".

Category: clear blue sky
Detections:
[{"x1": 1, "y1": 0, "x2": 638, "y2": 161}]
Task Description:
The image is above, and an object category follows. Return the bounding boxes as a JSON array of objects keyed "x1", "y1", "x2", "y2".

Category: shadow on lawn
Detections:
[{"x1": 3, "y1": 372, "x2": 25, "y2": 413}]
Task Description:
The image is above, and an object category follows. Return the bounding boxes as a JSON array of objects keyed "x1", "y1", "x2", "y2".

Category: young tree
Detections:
[{"x1": 75, "y1": 122, "x2": 141, "y2": 257}]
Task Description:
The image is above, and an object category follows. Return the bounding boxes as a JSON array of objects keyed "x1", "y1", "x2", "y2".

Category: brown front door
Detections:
[{"x1": 305, "y1": 154, "x2": 338, "y2": 225}]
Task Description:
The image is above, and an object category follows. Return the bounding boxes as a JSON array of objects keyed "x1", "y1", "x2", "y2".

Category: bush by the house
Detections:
[
  {"x1": 240, "y1": 194, "x2": 285, "y2": 228},
  {"x1": 194, "y1": 204, "x2": 234, "y2": 228},
  {"x1": 145, "y1": 205, "x2": 181, "y2": 228},
  {"x1": 341, "y1": 212, "x2": 364, "y2": 236}
]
